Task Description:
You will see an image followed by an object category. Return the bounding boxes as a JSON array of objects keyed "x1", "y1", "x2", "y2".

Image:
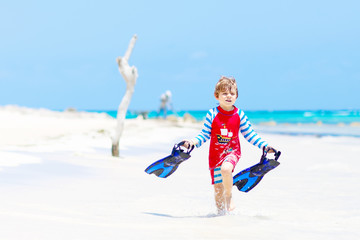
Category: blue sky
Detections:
[{"x1": 1, "y1": 0, "x2": 359, "y2": 111}]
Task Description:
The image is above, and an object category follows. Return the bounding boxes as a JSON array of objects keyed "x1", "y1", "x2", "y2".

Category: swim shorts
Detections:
[{"x1": 210, "y1": 154, "x2": 239, "y2": 184}]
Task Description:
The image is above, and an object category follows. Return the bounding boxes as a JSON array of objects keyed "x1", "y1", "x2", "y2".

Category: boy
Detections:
[{"x1": 184, "y1": 76, "x2": 275, "y2": 214}]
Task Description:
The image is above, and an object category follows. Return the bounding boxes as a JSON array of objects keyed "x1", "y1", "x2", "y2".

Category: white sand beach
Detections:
[{"x1": 0, "y1": 106, "x2": 359, "y2": 240}]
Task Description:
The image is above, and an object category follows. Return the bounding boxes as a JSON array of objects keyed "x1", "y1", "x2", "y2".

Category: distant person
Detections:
[
  {"x1": 182, "y1": 76, "x2": 278, "y2": 214},
  {"x1": 157, "y1": 90, "x2": 173, "y2": 119}
]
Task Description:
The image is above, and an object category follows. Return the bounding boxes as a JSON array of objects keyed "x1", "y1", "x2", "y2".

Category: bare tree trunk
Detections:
[{"x1": 111, "y1": 34, "x2": 138, "y2": 157}]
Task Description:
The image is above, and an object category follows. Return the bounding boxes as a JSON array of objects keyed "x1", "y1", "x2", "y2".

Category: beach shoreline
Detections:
[
  {"x1": 0, "y1": 106, "x2": 359, "y2": 239},
  {"x1": 1, "y1": 105, "x2": 359, "y2": 147}
]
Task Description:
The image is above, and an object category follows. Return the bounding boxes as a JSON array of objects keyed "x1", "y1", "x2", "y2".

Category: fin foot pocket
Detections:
[{"x1": 145, "y1": 141, "x2": 194, "y2": 178}]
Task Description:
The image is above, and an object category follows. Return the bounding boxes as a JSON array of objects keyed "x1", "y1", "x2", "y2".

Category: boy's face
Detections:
[{"x1": 215, "y1": 88, "x2": 237, "y2": 110}]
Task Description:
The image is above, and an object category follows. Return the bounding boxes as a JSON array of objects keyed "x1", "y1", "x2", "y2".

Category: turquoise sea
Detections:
[
  {"x1": 92, "y1": 109, "x2": 360, "y2": 125},
  {"x1": 87, "y1": 109, "x2": 360, "y2": 138}
]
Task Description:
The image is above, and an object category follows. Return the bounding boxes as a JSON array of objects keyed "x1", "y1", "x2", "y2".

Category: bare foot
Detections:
[{"x1": 225, "y1": 194, "x2": 236, "y2": 212}]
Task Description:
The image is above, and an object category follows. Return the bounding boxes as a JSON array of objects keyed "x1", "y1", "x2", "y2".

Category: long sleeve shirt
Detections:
[{"x1": 192, "y1": 106, "x2": 268, "y2": 169}]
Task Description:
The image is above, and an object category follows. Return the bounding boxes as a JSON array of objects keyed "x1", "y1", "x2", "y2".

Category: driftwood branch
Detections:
[{"x1": 112, "y1": 34, "x2": 138, "y2": 157}]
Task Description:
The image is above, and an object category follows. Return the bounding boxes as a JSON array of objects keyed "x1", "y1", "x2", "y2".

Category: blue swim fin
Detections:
[
  {"x1": 233, "y1": 148, "x2": 281, "y2": 192},
  {"x1": 145, "y1": 141, "x2": 194, "y2": 178}
]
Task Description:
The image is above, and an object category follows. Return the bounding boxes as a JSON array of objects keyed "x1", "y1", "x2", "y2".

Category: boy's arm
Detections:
[{"x1": 239, "y1": 110, "x2": 269, "y2": 149}]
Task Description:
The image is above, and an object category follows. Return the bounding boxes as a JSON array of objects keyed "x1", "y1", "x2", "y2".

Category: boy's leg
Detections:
[
  {"x1": 213, "y1": 183, "x2": 225, "y2": 214},
  {"x1": 221, "y1": 161, "x2": 235, "y2": 211}
]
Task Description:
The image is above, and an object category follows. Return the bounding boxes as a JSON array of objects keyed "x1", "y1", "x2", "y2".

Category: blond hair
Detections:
[{"x1": 214, "y1": 76, "x2": 238, "y2": 98}]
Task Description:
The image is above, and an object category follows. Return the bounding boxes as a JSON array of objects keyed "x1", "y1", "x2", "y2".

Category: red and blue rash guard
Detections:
[{"x1": 192, "y1": 106, "x2": 268, "y2": 171}]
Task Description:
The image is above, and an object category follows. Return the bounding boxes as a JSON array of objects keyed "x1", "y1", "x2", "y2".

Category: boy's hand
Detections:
[
  {"x1": 265, "y1": 146, "x2": 276, "y2": 153},
  {"x1": 182, "y1": 140, "x2": 194, "y2": 149}
]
